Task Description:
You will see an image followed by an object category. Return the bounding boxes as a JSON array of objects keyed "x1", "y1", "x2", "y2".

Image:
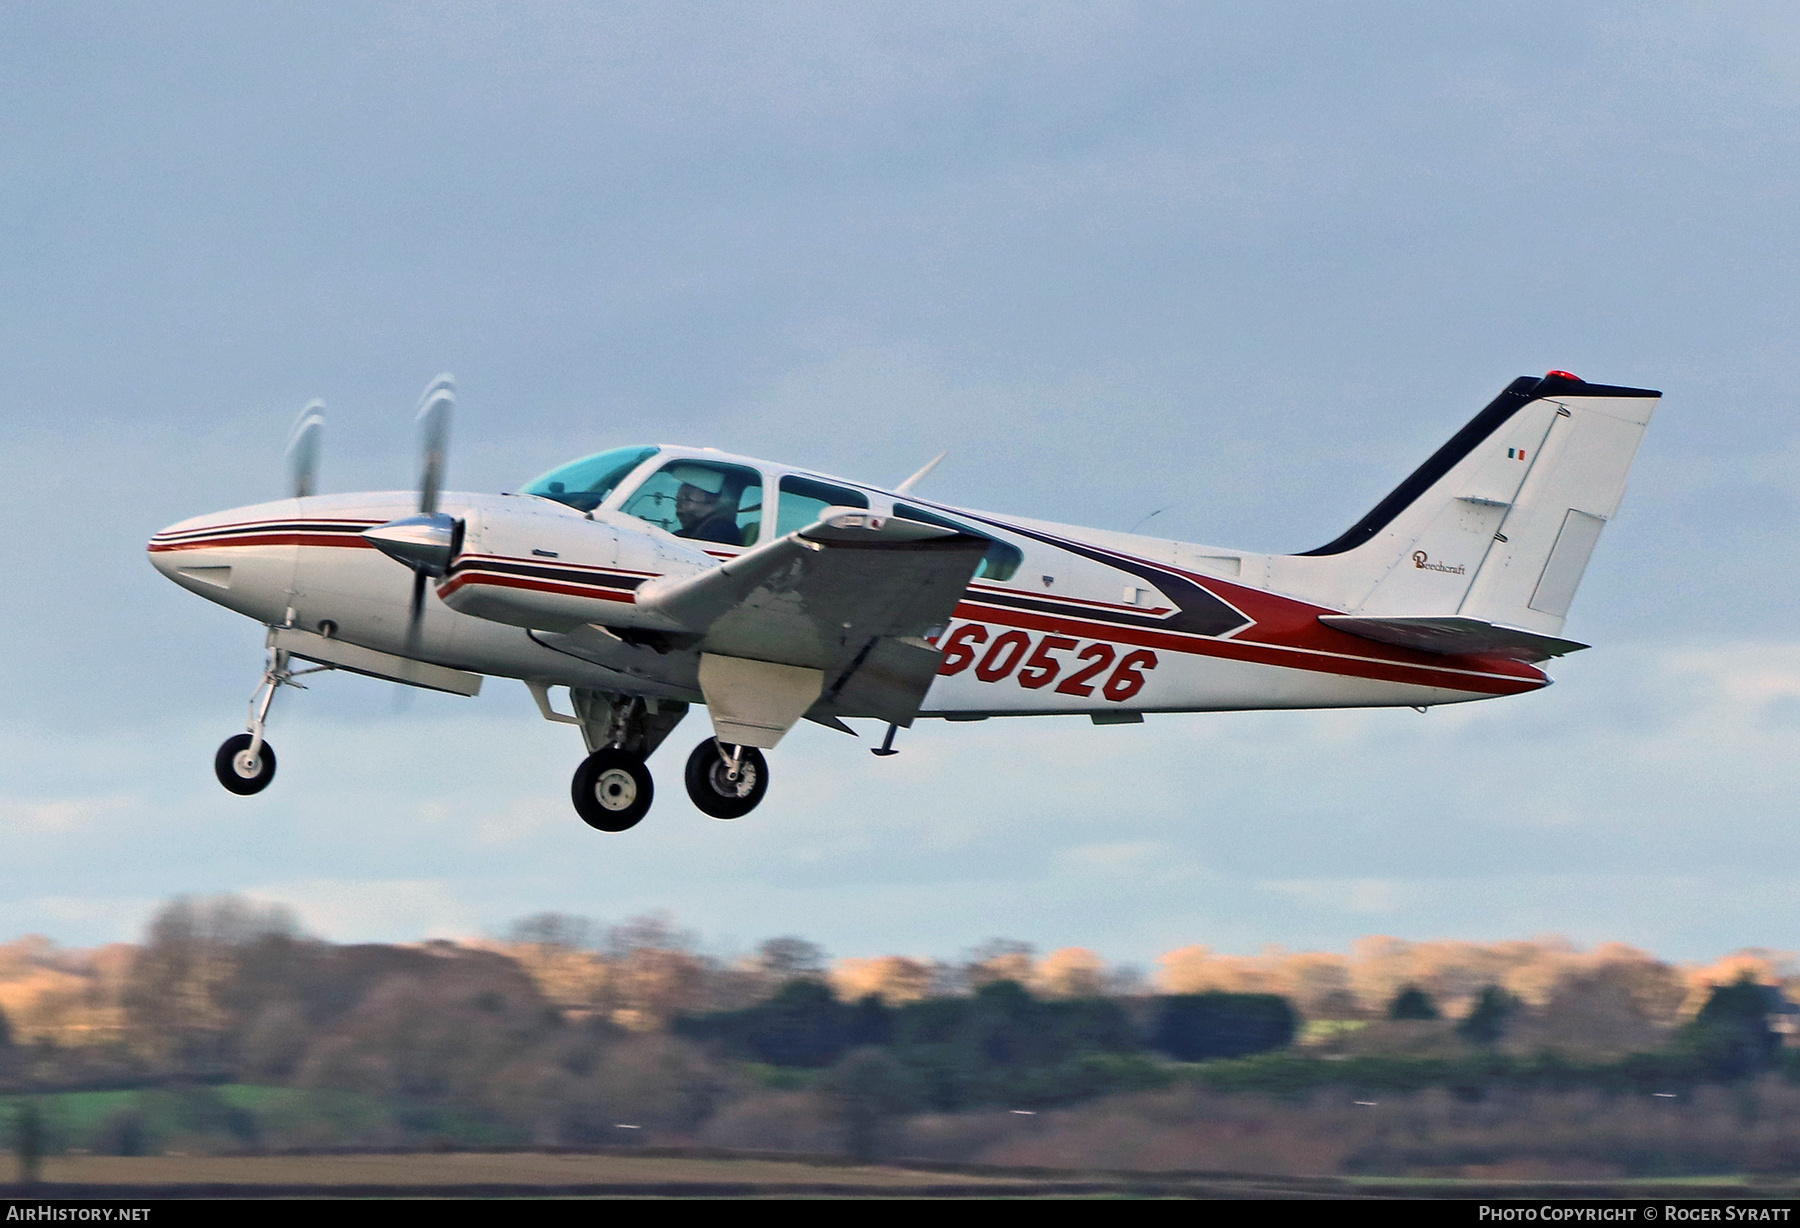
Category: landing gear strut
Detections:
[
  {"x1": 534, "y1": 687, "x2": 689, "y2": 833},
  {"x1": 213, "y1": 638, "x2": 328, "y2": 795},
  {"x1": 684, "y1": 738, "x2": 769, "y2": 819}
]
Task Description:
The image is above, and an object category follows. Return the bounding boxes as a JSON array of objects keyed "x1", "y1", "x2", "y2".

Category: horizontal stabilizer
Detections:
[{"x1": 1318, "y1": 614, "x2": 1588, "y2": 663}]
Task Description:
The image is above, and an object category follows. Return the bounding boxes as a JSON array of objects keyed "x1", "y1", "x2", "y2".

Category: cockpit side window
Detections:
[
  {"x1": 521, "y1": 446, "x2": 659, "y2": 512},
  {"x1": 621, "y1": 459, "x2": 764, "y2": 547},
  {"x1": 894, "y1": 503, "x2": 1024, "y2": 582},
  {"x1": 776, "y1": 475, "x2": 870, "y2": 537}
]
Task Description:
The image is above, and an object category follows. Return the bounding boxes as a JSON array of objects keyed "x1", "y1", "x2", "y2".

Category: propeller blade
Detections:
[
  {"x1": 405, "y1": 569, "x2": 427, "y2": 658},
  {"x1": 385, "y1": 374, "x2": 456, "y2": 695},
  {"x1": 415, "y1": 375, "x2": 454, "y2": 516},
  {"x1": 285, "y1": 401, "x2": 325, "y2": 498},
  {"x1": 394, "y1": 569, "x2": 430, "y2": 711}
]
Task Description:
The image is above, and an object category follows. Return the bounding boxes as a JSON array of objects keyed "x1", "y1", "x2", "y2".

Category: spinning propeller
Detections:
[
  {"x1": 286, "y1": 401, "x2": 325, "y2": 498},
  {"x1": 361, "y1": 375, "x2": 464, "y2": 660}
]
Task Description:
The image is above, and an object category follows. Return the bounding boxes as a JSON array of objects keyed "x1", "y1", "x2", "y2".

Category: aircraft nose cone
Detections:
[
  {"x1": 146, "y1": 507, "x2": 259, "y2": 595},
  {"x1": 146, "y1": 497, "x2": 305, "y2": 625},
  {"x1": 147, "y1": 514, "x2": 223, "y2": 578},
  {"x1": 363, "y1": 512, "x2": 461, "y2": 577}
]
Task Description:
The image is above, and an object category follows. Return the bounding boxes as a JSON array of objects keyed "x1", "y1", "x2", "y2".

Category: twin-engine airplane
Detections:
[{"x1": 150, "y1": 371, "x2": 1658, "y2": 832}]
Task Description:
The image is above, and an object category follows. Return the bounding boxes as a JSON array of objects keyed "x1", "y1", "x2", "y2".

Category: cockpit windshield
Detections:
[{"x1": 521, "y1": 446, "x2": 660, "y2": 512}]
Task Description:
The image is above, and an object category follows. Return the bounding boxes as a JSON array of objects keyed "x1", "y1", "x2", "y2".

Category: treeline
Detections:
[
  {"x1": 673, "y1": 978, "x2": 1296, "y2": 1111},
  {"x1": 7, "y1": 904, "x2": 1794, "y2": 1055},
  {"x1": 0, "y1": 897, "x2": 1796, "y2": 1172}
]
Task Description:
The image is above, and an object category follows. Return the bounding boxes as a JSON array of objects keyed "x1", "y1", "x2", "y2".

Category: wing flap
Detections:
[{"x1": 813, "y1": 635, "x2": 946, "y2": 728}]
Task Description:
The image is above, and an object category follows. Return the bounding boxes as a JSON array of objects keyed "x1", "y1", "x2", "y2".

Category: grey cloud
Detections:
[{"x1": 4, "y1": 3, "x2": 1798, "y2": 958}]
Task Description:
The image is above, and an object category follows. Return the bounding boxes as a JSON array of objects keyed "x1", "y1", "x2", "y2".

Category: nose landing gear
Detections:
[
  {"x1": 212, "y1": 636, "x2": 331, "y2": 796},
  {"x1": 684, "y1": 738, "x2": 769, "y2": 819}
]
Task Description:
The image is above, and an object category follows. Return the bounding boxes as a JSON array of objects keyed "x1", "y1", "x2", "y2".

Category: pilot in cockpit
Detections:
[{"x1": 668, "y1": 464, "x2": 744, "y2": 545}]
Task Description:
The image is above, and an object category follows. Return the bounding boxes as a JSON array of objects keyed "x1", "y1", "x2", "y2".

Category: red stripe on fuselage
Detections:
[
  {"x1": 950, "y1": 600, "x2": 1542, "y2": 696},
  {"x1": 450, "y1": 553, "x2": 659, "y2": 579},
  {"x1": 152, "y1": 516, "x2": 378, "y2": 537},
  {"x1": 939, "y1": 514, "x2": 1545, "y2": 693},
  {"x1": 437, "y1": 572, "x2": 636, "y2": 604},
  {"x1": 158, "y1": 517, "x2": 1544, "y2": 697},
  {"x1": 148, "y1": 533, "x2": 376, "y2": 552}
]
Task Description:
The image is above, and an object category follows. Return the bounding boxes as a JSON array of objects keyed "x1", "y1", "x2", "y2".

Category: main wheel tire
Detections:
[
  {"x1": 214, "y1": 733, "x2": 277, "y2": 795},
  {"x1": 571, "y1": 748, "x2": 654, "y2": 832},
  {"x1": 684, "y1": 739, "x2": 769, "y2": 819}
]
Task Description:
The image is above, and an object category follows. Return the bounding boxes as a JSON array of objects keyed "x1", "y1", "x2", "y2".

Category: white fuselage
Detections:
[{"x1": 149, "y1": 446, "x2": 1547, "y2": 723}]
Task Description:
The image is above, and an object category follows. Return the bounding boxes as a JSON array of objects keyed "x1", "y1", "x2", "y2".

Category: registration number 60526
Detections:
[{"x1": 934, "y1": 622, "x2": 1157, "y2": 702}]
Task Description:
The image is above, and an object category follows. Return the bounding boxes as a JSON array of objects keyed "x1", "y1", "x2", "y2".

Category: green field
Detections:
[{"x1": 3, "y1": 1151, "x2": 1795, "y2": 1199}]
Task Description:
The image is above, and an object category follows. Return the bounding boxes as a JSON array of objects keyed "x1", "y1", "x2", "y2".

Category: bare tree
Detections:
[
  {"x1": 508, "y1": 913, "x2": 596, "y2": 950},
  {"x1": 603, "y1": 913, "x2": 708, "y2": 1030},
  {"x1": 961, "y1": 939, "x2": 1035, "y2": 991},
  {"x1": 757, "y1": 936, "x2": 828, "y2": 982},
  {"x1": 121, "y1": 895, "x2": 300, "y2": 1068}
]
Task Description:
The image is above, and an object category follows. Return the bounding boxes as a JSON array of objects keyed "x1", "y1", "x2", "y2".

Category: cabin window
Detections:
[
  {"x1": 894, "y1": 503, "x2": 1024, "y2": 582},
  {"x1": 775, "y1": 475, "x2": 870, "y2": 537},
  {"x1": 521, "y1": 446, "x2": 659, "y2": 512},
  {"x1": 621, "y1": 459, "x2": 764, "y2": 547}
]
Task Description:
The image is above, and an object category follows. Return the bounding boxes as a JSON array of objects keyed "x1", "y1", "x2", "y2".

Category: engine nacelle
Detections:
[{"x1": 441, "y1": 502, "x2": 716, "y2": 633}]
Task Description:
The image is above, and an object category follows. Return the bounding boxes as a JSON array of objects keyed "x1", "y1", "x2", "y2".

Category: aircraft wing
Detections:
[{"x1": 634, "y1": 508, "x2": 990, "y2": 727}]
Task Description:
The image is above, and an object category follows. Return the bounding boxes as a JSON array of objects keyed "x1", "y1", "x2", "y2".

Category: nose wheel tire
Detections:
[
  {"x1": 571, "y1": 748, "x2": 654, "y2": 832},
  {"x1": 214, "y1": 734, "x2": 277, "y2": 795},
  {"x1": 684, "y1": 739, "x2": 768, "y2": 819}
]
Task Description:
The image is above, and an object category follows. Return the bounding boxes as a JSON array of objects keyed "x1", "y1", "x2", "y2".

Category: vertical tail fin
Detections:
[{"x1": 1293, "y1": 372, "x2": 1659, "y2": 636}]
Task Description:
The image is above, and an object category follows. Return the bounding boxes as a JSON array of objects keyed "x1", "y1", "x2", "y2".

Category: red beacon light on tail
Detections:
[{"x1": 1545, "y1": 370, "x2": 1581, "y2": 381}]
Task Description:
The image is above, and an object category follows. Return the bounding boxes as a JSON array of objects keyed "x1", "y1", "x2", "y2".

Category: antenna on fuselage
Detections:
[
  {"x1": 894, "y1": 450, "x2": 949, "y2": 494},
  {"x1": 1127, "y1": 506, "x2": 1170, "y2": 534}
]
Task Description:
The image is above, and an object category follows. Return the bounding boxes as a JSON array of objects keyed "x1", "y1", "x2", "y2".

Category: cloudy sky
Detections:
[{"x1": 3, "y1": 2, "x2": 1797, "y2": 966}]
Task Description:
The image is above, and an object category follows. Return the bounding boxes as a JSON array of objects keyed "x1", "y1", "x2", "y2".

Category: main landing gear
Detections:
[
  {"x1": 684, "y1": 739, "x2": 769, "y2": 820},
  {"x1": 537, "y1": 687, "x2": 775, "y2": 831},
  {"x1": 569, "y1": 736, "x2": 771, "y2": 830}
]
